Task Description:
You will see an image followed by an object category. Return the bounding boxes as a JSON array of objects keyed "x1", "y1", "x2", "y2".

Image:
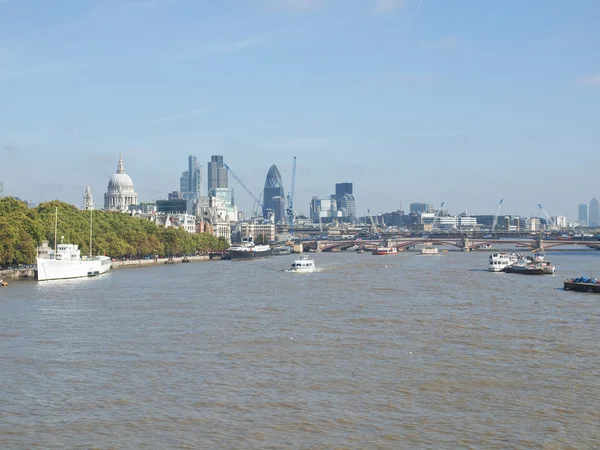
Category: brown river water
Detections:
[{"x1": 1, "y1": 249, "x2": 599, "y2": 449}]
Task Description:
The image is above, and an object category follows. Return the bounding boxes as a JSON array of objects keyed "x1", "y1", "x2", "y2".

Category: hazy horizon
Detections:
[{"x1": 2, "y1": 0, "x2": 598, "y2": 220}]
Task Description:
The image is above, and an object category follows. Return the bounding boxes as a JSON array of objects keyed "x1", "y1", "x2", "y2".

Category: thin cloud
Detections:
[
  {"x1": 421, "y1": 36, "x2": 460, "y2": 48},
  {"x1": 373, "y1": 0, "x2": 406, "y2": 14},
  {"x1": 266, "y1": 0, "x2": 325, "y2": 11},
  {"x1": 577, "y1": 74, "x2": 600, "y2": 86},
  {"x1": 186, "y1": 122, "x2": 295, "y2": 138},
  {"x1": 152, "y1": 108, "x2": 210, "y2": 124}
]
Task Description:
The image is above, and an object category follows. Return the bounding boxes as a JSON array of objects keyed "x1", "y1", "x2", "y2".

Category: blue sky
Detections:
[{"x1": 1, "y1": 0, "x2": 599, "y2": 220}]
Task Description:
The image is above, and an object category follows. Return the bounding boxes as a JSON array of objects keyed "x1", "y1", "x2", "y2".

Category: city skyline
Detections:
[{"x1": 1, "y1": 0, "x2": 599, "y2": 219}]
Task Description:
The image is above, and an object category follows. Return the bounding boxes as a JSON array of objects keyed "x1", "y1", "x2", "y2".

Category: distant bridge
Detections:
[{"x1": 301, "y1": 237, "x2": 600, "y2": 252}]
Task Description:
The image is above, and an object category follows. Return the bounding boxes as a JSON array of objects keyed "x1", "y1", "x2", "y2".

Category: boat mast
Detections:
[
  {"x1": 54, "y1": 207, "x2": 58, "y2": 253},
  {"x1": 89, "y1": 209, "x2": 93, "y2": 258}
]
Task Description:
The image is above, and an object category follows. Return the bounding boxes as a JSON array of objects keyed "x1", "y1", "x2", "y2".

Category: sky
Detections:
[{"x1": 1, "y1": 0, "x2": 599, "y2": 220}]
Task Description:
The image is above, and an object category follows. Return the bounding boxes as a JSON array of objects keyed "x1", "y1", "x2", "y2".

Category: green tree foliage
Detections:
[{"x1": 0, "y1": 198, "x2": 230, "y2": 265}]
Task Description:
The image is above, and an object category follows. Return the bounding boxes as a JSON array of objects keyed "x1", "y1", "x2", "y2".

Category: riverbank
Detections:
[
  {"x1": 0, "y1": 255, "x2": 221, "y2": 281},
  {"x1": 0, "y1": 268, "x2": 36, "y2": 280},
  {"x1": 111, "y1": 255, "x2": 211, "y2": 269}
]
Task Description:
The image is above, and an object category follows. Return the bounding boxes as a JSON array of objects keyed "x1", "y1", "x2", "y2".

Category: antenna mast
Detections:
[
  {"x1": 54, "y1": 207, "x2": 58, "y2": 252},
  {"x1": 89, "y1": 210, "x2": 93, "y2": 257}
]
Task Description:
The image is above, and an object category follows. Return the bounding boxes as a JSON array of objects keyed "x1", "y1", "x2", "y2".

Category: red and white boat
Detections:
[{"x1": 372, "y1": 247, "x2": 398, "y2": 255}]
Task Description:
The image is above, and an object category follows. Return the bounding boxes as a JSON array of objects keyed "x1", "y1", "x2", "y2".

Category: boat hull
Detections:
[
  {"x1": 563, "y1": 280, "x2": 600, "y2": 292},
  {"x1": 37, "y1": 257, "x2": 112, "y2": 281},
  {"x1": 229, "y1": 249, "x2": 272, "y2": 261},
  {"x1": 503, "y1": 265, "x2": 552, "y2": 275},
  {"x1": 563, "y1": 279, "x2": 600, "y2": 294}
]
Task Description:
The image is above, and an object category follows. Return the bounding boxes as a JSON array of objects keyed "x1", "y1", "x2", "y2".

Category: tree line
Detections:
[{"x1": 0, "y1": 198, "x2": 229, "y2": 265}]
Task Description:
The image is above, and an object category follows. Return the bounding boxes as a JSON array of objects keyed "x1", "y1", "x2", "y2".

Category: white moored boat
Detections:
[
  {"x1": 37, "y1": 243, "x2": 112, "y2": 281},
  {"x1": 488, "y1": 252, "x2": 519, "y2": 272},
  {"x1": 37, "y1": 208, "x2": 112, "y2": 281},
  {"x1": 288, "y1": 255, "x2": 315, "y2": 272}
]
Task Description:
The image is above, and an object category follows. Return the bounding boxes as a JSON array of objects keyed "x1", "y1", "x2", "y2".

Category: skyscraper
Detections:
[
  {"x1": 188, "y1": 155, "x2": 203, "y2": 199},
  {"x1": 335, "y1": 182, "x2": 353, "y2": 198},
  {"x1": 578, "y1": 203, "x2": 588, "y2": 227},
  {"x1": 410, "y1": 203, "x2": 430, "y2": 214},
  {"x1": 263, "y1": 165, "x2": 285, "y2": 222},
  {"x1": 589, "y1": 198, "x2": 600, "y2": 227},
  {"x1": 338, "y1": 193, "x2": 356, "y2": 218},
  {"x1": 334, "y1": 182, "x2": 355, "y2": 220},
  {"x1": 179, "y1": 171, "x2": 188, "y2": 197},
  {"x1": 207, "y1": 155, "x2": 228, "y2": 191}
]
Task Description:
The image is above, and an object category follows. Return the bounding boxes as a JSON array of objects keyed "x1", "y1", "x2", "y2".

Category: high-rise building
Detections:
[
  {"x1": 188, "y1": 155, "x2": 203, "y2": 199},
  {"x1": 337, "y1": 192, "x2": 356, "y2": 218},
  {"x1": 207, "y1": 155, "x2": 228, "y2": 191},
  {"x1": 180, "y1": 171, "x2": 188, "y2": 197},
  {"x1": 410, "y1": 202, "x2": 431, "y2": 214},
  {"x1": 263, "y1": 165, "x2": 285, "y2": 222},
  {"x1": 335, "y1": 182, "x2": 355, "y2": 220},
  {"x1": 335, "y1": 182, "x2": 352, "y2": 198},
  {"x1": 589, "y1": 198, "x2": 600, "y2": 227},
  {"x1": 578, "y1": 203, "x2": 588, "y2": 227},
  {"x1": 310, "y1": 197, "x2": 336, "y2": 223}
]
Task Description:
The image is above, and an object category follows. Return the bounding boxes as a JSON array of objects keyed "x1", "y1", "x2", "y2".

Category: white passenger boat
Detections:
[
  {"x1": 372, "y1": 247, "x2": 397, "y2": 255},
  {"x1": 288, "y1": 255, "x2": 315, "y2": 272},
  {"x1": 488, "y1": 252, "x2": 519, "y2": 272},
  {"x1": 421, "y1": 245, "x2": 439, "y2": 255},
  {"x1": 37, "y1": 208, "x2": 112, "y2": 281}
]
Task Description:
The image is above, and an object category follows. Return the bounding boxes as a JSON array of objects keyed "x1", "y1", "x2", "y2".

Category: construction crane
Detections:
[
  {"x1": 366, "y1": 209, "x2": 377, "y2": 234},
  {"x1": 286, "y1": 157, "x2": 297, "y2": 236},
  {"x1": 431, "y1": 202, "x2": 445, "y2": 231},
  {"x1": 318, "y1": 204, "x2": 324, "y2": 236},
  {"x1": 252, "y1": 192, "x2": 263, "y2": 219},
  {"x1": 538, "y1": 204, "x2": 557, "y2": 231},
  {"x1": 223, "y1": 163, "x2": 265, "y2": 217},
  {"x1": 492, "y1": 199, "x2": 504, "y2": 232}
]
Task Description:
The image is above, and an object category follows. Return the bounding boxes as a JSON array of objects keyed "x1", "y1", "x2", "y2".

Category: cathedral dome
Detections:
[
  {"x1": 106, "y1": 153, "x2": 135, "y2": 190},
  {"x1": 104, "y1": 153, "x2": 139, "y2": 212},
  {"x1": 108, "y1": 172, "x2": 134, "y2": 189}
]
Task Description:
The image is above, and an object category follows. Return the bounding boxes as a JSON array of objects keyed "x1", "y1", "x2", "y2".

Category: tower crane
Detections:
[
  {"x1": 431, "y1": 202, "x2": 445, "y2": 231},
  {"x1": 366, "y1": 209, "x2": 377, "y2": 234},
  {"x1": 223, "y1": 163, "x2": 265, "y2": 218},
  {"x1": 286, "y1": 157, "x2": 297, "y2": 236},
  {"x1": 492, "y1": 199, "x2": 504, "y2": 232},
  {"x1": 252, "y1": 192, "x2": 263, "y2": 219},
  {"x1": 318, "y1": 204, "x2": 324, "y2": 236},
  {"x1": 538, "y1": 204, "x2": 558, "y2": 231}
]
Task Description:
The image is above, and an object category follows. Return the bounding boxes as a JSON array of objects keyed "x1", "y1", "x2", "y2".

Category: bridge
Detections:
[{"x1": 300, "y1": 237, "x2": 600, "y2": 252}]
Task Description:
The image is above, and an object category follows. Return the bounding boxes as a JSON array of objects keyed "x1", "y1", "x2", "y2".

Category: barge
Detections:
[{"x1": 563, "y1": 276, "x2": 600, "y2": 293}]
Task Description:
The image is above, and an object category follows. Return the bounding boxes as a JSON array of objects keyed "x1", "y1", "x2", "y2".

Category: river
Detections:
[{"x1": 1, "y1": 249, "x2": 599, "y2": 449}]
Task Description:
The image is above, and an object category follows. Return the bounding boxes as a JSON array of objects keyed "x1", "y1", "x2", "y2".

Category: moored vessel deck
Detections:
[{"x1": 563, "y1": 276, "x2": 600, "y2": 293}]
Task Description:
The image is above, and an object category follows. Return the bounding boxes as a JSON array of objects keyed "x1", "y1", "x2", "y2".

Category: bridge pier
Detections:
[
  {"x1": 534, "y1": 236, "x2": 544, "y2": 252},
  {"x1": 461, "y1": 237, "x2": 471, "y2": 251},
  {"x1": 315, "y1": 241, "x2": 323, "y2": 252}
]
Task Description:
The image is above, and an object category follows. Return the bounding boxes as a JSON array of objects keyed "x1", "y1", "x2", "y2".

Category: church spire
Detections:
[
  {"x1": 117, "y1": 153, "x2": 124, "y2": 174},
  {"x1": 82, "y1": 185, "x2": 94, "y2": 210}
]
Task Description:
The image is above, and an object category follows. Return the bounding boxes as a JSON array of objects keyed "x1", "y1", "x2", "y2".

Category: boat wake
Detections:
[{"x1": 284, "y1": 267, "x2": 327, "y2": 273}]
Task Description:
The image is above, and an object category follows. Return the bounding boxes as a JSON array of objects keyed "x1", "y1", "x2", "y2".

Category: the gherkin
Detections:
[{"x1": 263, "y1": 165, "x2": 285, "y2": 222}]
